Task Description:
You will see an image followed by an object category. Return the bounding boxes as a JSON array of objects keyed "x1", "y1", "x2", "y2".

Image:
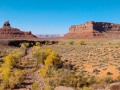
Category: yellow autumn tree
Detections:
[
  {"x1": 45, "y1": 50, "x2": 60, "y2": 67},
  {"x1": 0, "y1": 48, "x2": 25, "y2": 90}
]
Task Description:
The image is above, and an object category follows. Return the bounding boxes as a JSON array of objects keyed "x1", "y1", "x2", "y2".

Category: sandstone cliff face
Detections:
[
  {"x1": 64, "y1": 21, "x2": 120, "y2": 38},
  {"x1": 0, "y1": 21, "x2": 37, "y2": 39}
]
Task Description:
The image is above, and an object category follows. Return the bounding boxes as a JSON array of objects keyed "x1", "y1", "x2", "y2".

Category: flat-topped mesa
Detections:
[
  {"x1": 0, "y1": 21, "x2": 37, "y2": 39},
  {"x1": 64, "y1": 21, "x2": 120, "y2": 38}
]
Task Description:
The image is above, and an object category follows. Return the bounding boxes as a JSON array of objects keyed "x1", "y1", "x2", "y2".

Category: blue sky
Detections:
[{"x1": 0, "y1": 0, "x2": 120, "y2": 34}]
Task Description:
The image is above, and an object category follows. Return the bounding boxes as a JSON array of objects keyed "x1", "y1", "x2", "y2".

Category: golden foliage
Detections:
[
  {"x1": 35, "y1": 42, "x2": 41, "y2": 46},
  {"x1": 32, "y1": 81, "x2": 39, "y2": 90},
  {"x1": 0, "y1": 48, "x2": 25, "y2": 89},
  {"x1": 4, "y1": 53, "x2": 19, "y2": 67},
  {"x1": 77, "y1": 40, "x2": 86, "y2": 45},
  {"x1": 45, "y1": 50, "x2": 60, "y2": 67},
  {"x1": 39, "y1": 66, "x2": 48, "y2": 77}
]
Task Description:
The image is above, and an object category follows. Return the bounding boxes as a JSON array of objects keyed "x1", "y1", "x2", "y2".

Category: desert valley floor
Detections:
[{"x1": 0, "y1": 38, "x2": 120, "y2": 90}]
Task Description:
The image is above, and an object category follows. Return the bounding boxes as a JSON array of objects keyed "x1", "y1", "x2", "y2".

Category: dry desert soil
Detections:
[{"x1": 0, "y1": 38, "x2": 120, "y2": 90}]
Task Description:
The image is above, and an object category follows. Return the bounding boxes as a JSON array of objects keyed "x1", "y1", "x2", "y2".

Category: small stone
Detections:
[
  {"x1": 54, "y1": 86, "x2": 75, "y2": 90},
  {"x1": 110, "y1": 82, "x2": 120, "y2": 90}
]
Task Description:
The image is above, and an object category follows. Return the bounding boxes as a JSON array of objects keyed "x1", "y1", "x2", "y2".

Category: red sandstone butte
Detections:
[
  {"x1": 64, "y1": 21, "x2": 120, "y2": 39},
  {"x1": 0, "y1": 21, "x2": 37, "y2": 39}
]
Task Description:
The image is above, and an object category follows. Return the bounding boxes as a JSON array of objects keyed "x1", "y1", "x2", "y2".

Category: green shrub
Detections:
[
  {"x1": 77, "y1": 40, "x2": 86, "y2": 45},
  {"x1": 82, "y1": 86, "x2": 92, "y2": 90},
  {"x1": 32, "y1": 81, "x2": 39, "y2": 90},
  {"x1": 95, "y1": 77, "x2": 103, "y2": 84},
  {"x1": 39, "y1": 66, "x2": 48, "y2": 77},
  {"x1": 32, "y1": 49, "x2": 51, "y2": 66},
  {"x1": 86, "y1": 76, "x2": 95, "y2": 84},
  {"x1": 44, "y1": 85, "x2": 53, "y2": 90},
  {"x1": 68, "y1": 41, "x2": 74, "y2": 45},
  {"x1": 41, "y1": 66, "x2": 96, "y2": 89},
  {"x1": 104, "y1": 76, "x2": 113, "y2": 83},
  {"x1": 35, "y1": 42, "x2": 41, "y2": 46}
]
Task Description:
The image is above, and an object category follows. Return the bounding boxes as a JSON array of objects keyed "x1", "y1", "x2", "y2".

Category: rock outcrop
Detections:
[
  {"x1": 110, "y1": 82, "x2": 120, "y2": 90},
  {"x1": 0, "y1": 21, "x2": 37, "y2": 39},
  {"x1": 64, "y1": 21, "x2": 120, "y2": 38},
  {"x1": 54, "y1": 86, "x2": 75, "y2": 90}
]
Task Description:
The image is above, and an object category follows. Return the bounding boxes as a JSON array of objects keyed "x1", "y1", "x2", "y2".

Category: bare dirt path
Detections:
[
  {"x1": 34, "y1": 70, "x2": 44, "y2": 90},
  {"x1": 14, "y1": 48, "x2": 44, "y2": 90}
]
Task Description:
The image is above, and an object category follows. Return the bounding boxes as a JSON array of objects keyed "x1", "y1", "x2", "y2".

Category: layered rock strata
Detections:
[
  {"x1": 64, "y1": 21, "x2": 120, "y2": 38},
  {"x1": 0, "y1": 21, "x2": 36, "y2": 39}
]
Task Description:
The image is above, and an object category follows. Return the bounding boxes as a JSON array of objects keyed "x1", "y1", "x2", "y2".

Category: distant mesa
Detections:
[
  {"x1": 36, "y1": 34, "x2": 64, "y2": 38},
  {"x1": 64, "y1": 21, "x2": 120, "y2": 38},
  {"x1": 0, "y1": 21, "x2": 37, "y2": 39}
]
